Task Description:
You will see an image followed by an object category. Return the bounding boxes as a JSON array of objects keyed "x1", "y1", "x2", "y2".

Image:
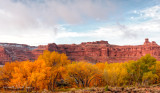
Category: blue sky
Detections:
[{"x1": 0, "y1": 0, "x2": 160, "y2": 46}]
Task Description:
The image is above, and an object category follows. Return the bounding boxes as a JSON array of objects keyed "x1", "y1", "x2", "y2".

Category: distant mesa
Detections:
[
  {"x1": 0, "y1": 38, "x2": 160, "y2": 65},
  {"x1": 144, "y1": 38, "x2": 158, "y2": 46}
]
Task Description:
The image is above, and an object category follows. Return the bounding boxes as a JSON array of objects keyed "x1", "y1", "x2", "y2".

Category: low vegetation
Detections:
[{"x1": 0, "y1": 50, "x2": 160, "y2": 92}]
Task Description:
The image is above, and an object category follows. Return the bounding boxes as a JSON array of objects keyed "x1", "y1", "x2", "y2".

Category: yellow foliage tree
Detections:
[
  {"x1": 38, "y1": 51, "x2": 70, "y2": 67},
  {"x1": 104, "y1": 62, "x2": 128, "y2": 86},
  {"x1": 142, "y1": 71, "x2": 158, "y2": 85},
  {"x1": 156, "y1": 61, "x2": 160, "y2": 83},
  {"x1": 67, "y1": 62, "x2": 102, "y2": 87},
  {"x1": 94, "y1": 62, "x2": 106, "y2": 86}
]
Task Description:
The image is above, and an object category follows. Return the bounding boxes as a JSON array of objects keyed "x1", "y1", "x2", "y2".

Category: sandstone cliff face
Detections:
[
  {"x1": 0, "y1": 38, "x2": 160, "y2": 64},
  {"x1": 0, "y1": 46, "x2": 11, "y2": 64},
  {"x1": 47, "y1": 39, "x2": 160, "y2": 63},
  {"x1": 0, "y1": 43, "x2": 36, "y2": 64}
]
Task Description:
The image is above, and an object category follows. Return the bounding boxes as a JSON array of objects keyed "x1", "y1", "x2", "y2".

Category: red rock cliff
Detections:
[
  {"x1": 1, "y1": 38, "x2": 160, "y2": 64},
  {"x1": 44, "y1": 39, "x2": 160, "y2": 63}
]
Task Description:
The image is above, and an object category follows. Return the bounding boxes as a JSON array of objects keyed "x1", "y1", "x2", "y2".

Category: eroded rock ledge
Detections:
[{"x1": 1, "y1": 38, "x2": 160, "y2": 64}]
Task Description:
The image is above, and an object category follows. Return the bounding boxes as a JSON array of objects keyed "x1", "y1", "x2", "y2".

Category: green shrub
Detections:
[{"x1": 105, "y1": 85, "x2": 108, "y2": 91}]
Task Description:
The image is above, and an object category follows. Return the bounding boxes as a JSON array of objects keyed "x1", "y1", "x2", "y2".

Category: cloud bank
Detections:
[
  {"x1": 55, "y1": 5, "x2": 160, "y2": 45},
  {"x1": 0, "y1": 0, "x2": 160, "y2": 46},
  {"x1": 0, "y1": 0, "x2": 118, "y2": 45}
]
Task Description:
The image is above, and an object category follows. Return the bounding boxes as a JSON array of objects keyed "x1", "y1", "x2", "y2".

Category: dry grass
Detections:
[{"x1": 2, "y1": 85, "x2": 160, "y2": 93}]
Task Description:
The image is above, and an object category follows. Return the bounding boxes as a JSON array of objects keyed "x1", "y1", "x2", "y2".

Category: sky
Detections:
[{"x1": 0, "y1": 0, "x2": 160, "y2": 46}]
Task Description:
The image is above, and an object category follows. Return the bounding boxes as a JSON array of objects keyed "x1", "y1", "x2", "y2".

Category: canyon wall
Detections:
[{"x1": 0, "y1": 38, "x2": 160, "y2": 64}]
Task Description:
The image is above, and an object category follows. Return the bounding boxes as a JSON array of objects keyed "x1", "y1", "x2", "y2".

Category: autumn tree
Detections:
[
  {"x1": 66, "y1": 62, "x2": 102, "y2": 87},
  {"x1": 142, "y1": 71, "x2": 158, "y2": 86},
  {"x1": 126, "y1": 54, "x2": 157, "y2": 85},
  {"x1": 37, "y1": 50, "x2": 70, "y2": 91},
  {"x1": 38, "y1": 50, "x2": 70, "y2": 67},
  {"x1": 104, "y1": 62, "x2": 128, "y2": 86},
  {"x1": 2, "y1": 60, "x2": 51, "y2": 91},
  {"x1": 9, "y1": 61, "x2": 30, "y2": 88},
  {"x1": 155, "y1": 61, "x2": 160, "y2": 84},
  {"x1": 27, "y1": 60, "x2": 51, "y2": 90},
  {"x1": 0, "y1": 67, "x2": 3, "y2": 88},
  {"x1": 94, "y1": 62, "x2": 106, "y2": 86},
  {"x1": 0, "y1": 62, "x2": 19, "y2": 87},
  {"x1": 156, "y1": 61, "x2": 160, "y2": 77}
]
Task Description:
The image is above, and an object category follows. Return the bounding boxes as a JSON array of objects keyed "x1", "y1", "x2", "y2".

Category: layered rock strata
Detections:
[{"x1": 0, "y1": 38, "x2": 160, "y2": 64}]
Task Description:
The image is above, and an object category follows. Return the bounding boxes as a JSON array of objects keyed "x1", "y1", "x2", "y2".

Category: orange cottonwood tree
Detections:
[
  {"x1": 9, "y1": 61, "x2": 31, "y2": 88},
  {"x1": 37, "y1": 50, "x2": 70, "y2": 90},
  {"x1": 0, "y1": 67, "x2": 3, "y2": 88},
  {"x1": 28, "y1": 60, "x2": 51, "y2": 90},
  {"x1": 94, "y1": 62, "x2": 106, "y2": 86},
  {"x1": 8, "y1": 60, "x2": 51, "y2": 90},
  {"x1": 0, "y1": 62, "x2": 19, "y2": 87}
]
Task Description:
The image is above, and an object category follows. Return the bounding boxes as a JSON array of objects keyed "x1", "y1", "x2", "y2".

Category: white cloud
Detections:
[
  {"x1": 1, "y1": 0, "x2": 160, "y2": 46},
  {"x1": 140, "y1": 5, "x2": 160, "y2": 19},
  {"x1": 0, "y1": 0, "x2": 118, "y2": 45},
  {"x1": 55, "y1": 5, "x2": 160, "y2": 45}
]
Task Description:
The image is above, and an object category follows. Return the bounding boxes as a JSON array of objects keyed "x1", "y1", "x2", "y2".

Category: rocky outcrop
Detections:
[
  {"x1": 0, "y1": 43, "x2": 37, "y2": 64},
  {"x1": 0, "y1": 46, "x2": 11, "y2": 64},
  {"x1": 47, "y1": 39, "x2": 160, "y2": 63},
  {"x1": 0, "y1": 38, "x2": 160, "y2": 65}
]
